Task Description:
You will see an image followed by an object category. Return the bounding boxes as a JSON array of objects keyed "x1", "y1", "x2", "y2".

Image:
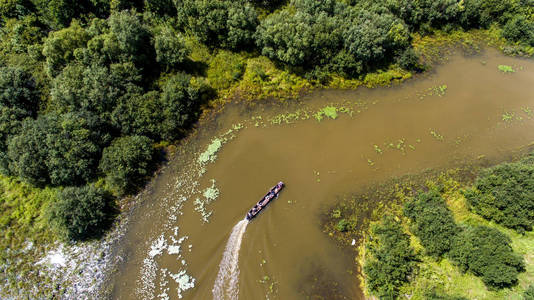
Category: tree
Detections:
[
  {"x1": 7, "y1": 117, "x2": 50, "y2": 186},
  {"x1": 111, "y1": 91, "x2": 163, "y2": 139},
  {"x1": 154, "y1": 26, "x2": 189, "y2": 69},
  {"x1": 364, "y1": 216, "x2": 417, "y2": 299},
  {"x1": 44, "y1": 112, "x2": 107, "y2": 186},
  {"x1": 50, "y1": 62, "x2": 142, "y2": 118},
  {"x1": 48, "y1": 185, "x2": 115, "y2": 240},
  {"x1": 449, "y1": 225, "x2": 524, "y2": 288},
  {"x1": 176, "y1": 0, "x2": 258, "y2": 50},
  {"x1": 42, "y1": 19, "x2": 90, "y2": 77},
  {"x1": 404, "y1": 190, "x2": 460, "y2": 257},
  {"x1": 465, "y1": 162, "x2": 534, "y2": 232},
  {"x1": 0, "y1": 66, "x2": 39, "y2": 114},
  {"x1": 502, "y1": 15, "x2": 534, "y2": 46},
  {"x1": 158, "y1": 73, "x2": 207, "y2": 140},
  {"x1": 99, "y1": 135, "x2": 154, "y2": 195}
]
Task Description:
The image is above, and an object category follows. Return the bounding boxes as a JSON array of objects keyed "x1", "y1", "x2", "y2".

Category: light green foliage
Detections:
[
  {"x1": 314, "y1": 106, "x2": 338, "y2": 121},
  {"x1": 154, "y1": 26, "x2": 190, "y2": 69},
  {"x1": 207, "y1": 51, "x2": 245, "y2": 89},
  {"x1": 198, "y1": 138, "x2": 222, "y2": 164},
  {"x1": 42, "y1": 20, "x2": 90, "y2": 77},
  {"x1": 99, "y1": 135, "x2": 155, "y2": 195},
  {"x1": 0, "y1": 175, "x2": 57, "y2": 293},
  {"x1": 430, "y1": 129, "x2": 444, "y2": 141},
  {"x1": 498, "y1": 64, "x2": 515, "y2": 73}
]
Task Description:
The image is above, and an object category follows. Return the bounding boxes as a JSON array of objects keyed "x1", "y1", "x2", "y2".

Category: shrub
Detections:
[
  {"x1": 502, "y1": 15, "x2": 534, "y2": 46},
  {"x1": 364, "y1": 216, "x2": 417, "y2": 299},
  {"x1": 207, "y1": 51, "x2": 245, "y2": 89},
  {"x1": 403, "y1": 190, "x2": 460, "y2": 257},
  {"x1": 48, "y1": 185, "x2": 115, "y2": 240},
  {"x1": 99, "y1": 135, "x2": 154, "y2": 195},
  {"x1": 465, "y1": 162, "x2": 534, "y2": 232},
  {"x1": 448, "y1": 225, "x2": 524, "y2": 288}
]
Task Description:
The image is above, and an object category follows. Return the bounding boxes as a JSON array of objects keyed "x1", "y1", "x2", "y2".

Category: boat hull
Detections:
[{"x1": 246, "y1": 182, "x2": 284, "y2": 220}]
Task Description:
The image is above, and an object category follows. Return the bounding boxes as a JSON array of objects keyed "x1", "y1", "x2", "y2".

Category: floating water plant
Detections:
[
  {"x1": 522, "y1": 107, "x2": 532, "y2": 118},
  {"x1": 374, "y1": 145, "x2": 383, "y2": 154},
  {"x1": 434, "y1": 85, "x2": 447, "y2": 96},
  {"x1": 194, "y1": 179, "x2": 220, "y2": 223},
  {"x1": 198, "y1": 139, "x2": 223, "y2": 164},
  {"x1": 430, "y1": 129, "x2": 444, "y2": 141},
  {"x1": 502, "y1": 112, "x2": 515, "y2": 122},
  {"x1": 498, "y1": 65, "x2": 515, "y2": 73},
  {"x1": 314, "y1": 106, "x2": 338, "y2": 122}
]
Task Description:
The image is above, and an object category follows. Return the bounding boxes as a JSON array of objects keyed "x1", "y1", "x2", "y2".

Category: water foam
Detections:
[{"x1": 212, "y1": 219, "x2": 249, "y2": 300}]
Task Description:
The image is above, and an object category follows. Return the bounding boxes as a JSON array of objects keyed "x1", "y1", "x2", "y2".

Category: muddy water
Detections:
[{"x1": 111, "y1": 49, "x2": 534, "y2": 300}]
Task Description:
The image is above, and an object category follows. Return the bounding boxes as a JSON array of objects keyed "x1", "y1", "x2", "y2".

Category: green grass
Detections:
[{"x1": 0, "y1": 175, "x2": 58, "y2": 296}]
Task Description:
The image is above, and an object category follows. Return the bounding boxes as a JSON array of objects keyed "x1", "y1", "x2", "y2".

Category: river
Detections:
[{"x1": 109, "y1": 48, "x2": 534, "y2": 299}]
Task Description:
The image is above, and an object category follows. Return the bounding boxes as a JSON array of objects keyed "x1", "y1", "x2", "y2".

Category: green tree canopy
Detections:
[
  {"x1": 99, "y1": 135, "x2": 154, "y2": 195},
  {"x1": 403, "y1": 190, "x2": 460, "y2": 257},
  {"x1": 48, "y1": 185, "x2": 115, "y2": 240},
  {"x1": 465, "y1": 162, "x2": 534, "y2": 232},
  {"x1": 449, "y1": 225, "x2": 524, "y2": 288},
  {"x1": 364, "y1": 216, "x2": 417, "y2": 299}
]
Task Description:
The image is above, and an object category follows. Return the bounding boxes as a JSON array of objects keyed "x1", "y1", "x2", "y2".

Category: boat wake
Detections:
[{"x1": 212, "y1": 219, "x2": 249, "y2": 300}]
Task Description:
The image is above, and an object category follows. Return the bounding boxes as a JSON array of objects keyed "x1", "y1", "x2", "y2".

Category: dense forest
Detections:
[{"x1": 0, "y1": 0, "x2": 534, "y2": 275}]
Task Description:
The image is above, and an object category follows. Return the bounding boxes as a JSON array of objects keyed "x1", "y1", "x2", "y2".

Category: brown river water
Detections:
[{"x1": 110, "y1": 49, "x2": 534, "y2": 300}]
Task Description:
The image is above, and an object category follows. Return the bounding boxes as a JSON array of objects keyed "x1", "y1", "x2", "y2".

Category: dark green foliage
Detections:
[
  {"x1": 48, "y1": 185, "x2": 115, "y2": 240},
  {"x1": 465, "y1": 162, "x2": 534, "y2": 232},
  {"x1": 256, "y1": 0, "x2": 411, "y2": 76},
  {"x1": 6, "y1": 117, "x2": 49, "y2": 186},
  {"x1": 502, "y1": 15, "x2": 534, "y2": 46},
  {"x1": 154, "y1": 26, "x2": 190, "y2": 69},
  {"x1": 145, "y1": 0, "x2": 176, "y2": 16},
  {"x1": 176, "y1": 0, "x2": 258, "y2": 50},
  {"x1": 525, "y1": 285, "x2": 534, "y2": 300},
  {"x1": 335, "y1": 218, "x2": 357, "y2": 232},
  {"x1": 364, "y1": 216, "x2": 417, "y2": 299},
  {"x1": 0, "y1": 0, "x2": 34, "y2": 19},
  {"x1": 448, "y1": 225, "x2": 524, "y2": 288},
  {"x1": 158, "y1": 73, "x2": 207, "y2": 140},
  {"x1": 44, "y1": 112, "x2": 107, "y2": 186},
  {"x1": 50, "y1": 62, "x2": 142, "y2": 118},
  {"x1": 0, "y1": 66, "x2": 39, "y2": 114},
  {"x1": 404, "y1": 190, "x2": 460, "y2": 257},
  {"x1": 99, "y1": 135, "x2": 154, "y2": 195},
  {"x1": 6, "y1": 112, "x2": 107, "y2": 186}
]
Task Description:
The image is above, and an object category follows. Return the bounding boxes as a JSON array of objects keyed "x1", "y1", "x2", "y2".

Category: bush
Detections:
[
  {"x1": 448, "y1": 225, "x2": 524, "y2": 288},
  {"x1": 48, "y1": 185, "x2": 115, "y2": 240},
  {"x1": 465, "y1": 162, "x2": 534, "y2": 232},
  {"x1": 364, "y1": 216, "x2": 417, "y2": 299},
  {"x1": 207, "y1": 51, "x2": 245, "y2": 89},
  {"x1": 99, "y1": 135, "x2": 154, "y2": 195},
  {"x1": 502, "y1": 15, "x2": 534, "y2": 46},
  {"x1": 404, "y1": 190, "x2": 460, "y2": 257}
]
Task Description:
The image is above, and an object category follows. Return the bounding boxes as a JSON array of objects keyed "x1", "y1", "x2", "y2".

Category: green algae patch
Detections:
[
  {"x1": 498, "y1": 65, "x2": 515, "y2": 73},
  {"x1": 314, "y1": 106, "x2": 338, "y2": 122},
  {"x1": 198, "y1": 138, "x2": 223, "y2": 164}
]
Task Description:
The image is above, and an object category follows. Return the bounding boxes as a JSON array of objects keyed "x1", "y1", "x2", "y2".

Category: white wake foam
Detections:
[{"x1": 212, "y1": 219, "x2": 249, "y2": 300}]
